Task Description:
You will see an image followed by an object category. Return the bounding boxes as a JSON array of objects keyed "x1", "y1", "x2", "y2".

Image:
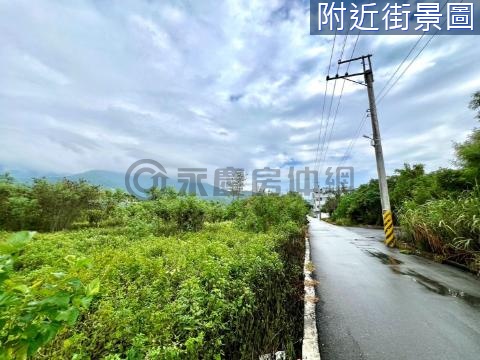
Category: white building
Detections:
[{"x1": 311, "y1": 188, "x2": 335, "y2": 216}]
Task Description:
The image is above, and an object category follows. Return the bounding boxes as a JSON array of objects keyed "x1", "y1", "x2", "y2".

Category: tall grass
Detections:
[{"x1": 399, "y1": 187, "x2": 480, "y2": 272}]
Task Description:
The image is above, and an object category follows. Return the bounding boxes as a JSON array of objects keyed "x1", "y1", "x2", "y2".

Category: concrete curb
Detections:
[{"x1": 302, "y1": 237, "x2": 321, "y2": 360}]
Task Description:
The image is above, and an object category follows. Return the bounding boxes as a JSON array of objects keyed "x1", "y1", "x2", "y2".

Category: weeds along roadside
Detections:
[
  {"x1": 0, "y1": 189, "x2": 310, "y2": 359},
  {"x1": 397, "y1": 187, "x2": 480, "y2": 274}
]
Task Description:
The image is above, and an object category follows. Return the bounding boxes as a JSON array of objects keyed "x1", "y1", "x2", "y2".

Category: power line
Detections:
[
  {"x1": 333, "y1": 0, "x2": 458, "y2": 173},
  {"x1": 377, "y1": 23, "x2": 450, "y2": 104},
  {"x1": 316, "y1": 34, "x2": 348, "y2": 173},
  {"x1": 319, "y1": 32, "x2": 360, "y2": 172},
  {"x1": 338, "y1": 111, "x2": 368, "y2": 167},
  {"x1": 377, "y1": 0, "x2": 455, "y2": 103},
  {"x1": 336, "y1": 33, "x2": 421, "y2": 167},
  {"x1": 316, "y1": 25, "x2": 356, "y2": 175},
  {"x1": 313, "y1": 30, "x2": 337, "y2": 174},
  {"x1": 336, "y1": 0, "x2": 452, "y2": 168},
  {"x1": 376, "y1": 35, "x2": 425, "y2": 101},
  {"x1": 336, "y1": 34, "x2": 424, "y2": 167}
]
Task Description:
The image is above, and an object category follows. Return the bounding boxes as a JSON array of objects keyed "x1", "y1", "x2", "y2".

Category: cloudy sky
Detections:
[{"x1": 1, "y1": 0, "x2": 479, "y2": 188}]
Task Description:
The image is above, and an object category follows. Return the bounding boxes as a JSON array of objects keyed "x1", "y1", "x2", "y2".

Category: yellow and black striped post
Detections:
[{"x1": 383, "y1": 210, "x2": 395, "y2": 247}]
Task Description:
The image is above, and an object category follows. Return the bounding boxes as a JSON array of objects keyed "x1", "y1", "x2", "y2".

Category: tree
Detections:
[
  {"x1": 331, "y1": 180, "x2": 382, "y2": 225},
  {"x1": 0, "y1": 178, "x2": 38, "y2": 231},
  {"x1": 228, "y1": 169, "x2": 247, "y2": 200},
  {"x1": 455, "y1": 129, "x2": 480, "y2": 183},
  {"x1": 469, "y1": 90, "x2": 480, "y2": 119},
  {"x1": 0, "y1": 172, "x2": 15, "y2": 184},
  {"x1": 433, "y1": 168, "x2": 470, "y2": 193},
  {"x1": 389, "y1": 163, "x2": 438, "y2": 209},
  {"x1": 320, "y1": 188, "x2": 347, "y2": 216},
  {"x1": 453, "y1": 91, "x2": 480, "y2": 183},
  {"x1": 31, "y1": 178, "x2": 101, "y2": 231}
]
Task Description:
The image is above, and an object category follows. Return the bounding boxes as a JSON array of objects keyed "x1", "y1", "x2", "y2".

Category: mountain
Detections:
[
  {"x1": 65, "y1": 170, "x2": 128, "y2": 190},
  {"x1": 2, "y1": 168, "x2": 228, "y2": 200}
]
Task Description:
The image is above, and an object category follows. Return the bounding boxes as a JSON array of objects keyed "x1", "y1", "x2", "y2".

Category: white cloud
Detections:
[{"x1": 0, "y1": 0, "x2": 478, "y2": 188}]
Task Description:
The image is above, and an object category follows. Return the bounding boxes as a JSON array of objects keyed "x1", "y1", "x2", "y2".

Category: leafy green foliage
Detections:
[
  {"x1": 320, "y1": 191, "x2": 341, "y2": 216},
  {"x1": 330, "y1": 162, "x2": 476, "y2": 226},
  {"x1": 455, "y1": 129, "x2": 480, "y2": 183},
  {"x1": 0, "y1": 178, "x2": 103, "y2": 232},
  {"x1": 0, "y1": 232, "x2": 99, "y2": 359},
  {"x1": 230, "y1": 192, "x2": 309, "y2": 232},
  {"x1": 0, "y1": 180, "x2": 38, "y2": 231},
  {"x1": 103, "y1": 191, "x2": 226, "y2": 237},
  {"x1": 0, "y1": 190, "x2": 308, "y2": 359},
  {"x1": 31, "y1": 179, "x2": 101, "y2": 232},
  {"x1": 331, "y1": 179, "x2": 382, "y2": 225},
  {"x1": 399, "y1": 187, "x2": 480, "y2": 272},
  {"x1": 469, "y1": 90, "x2": 480, "y2": 119}
]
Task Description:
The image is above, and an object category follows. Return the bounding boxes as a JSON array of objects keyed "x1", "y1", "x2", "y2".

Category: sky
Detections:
[{"x1": 1, "y1": 0, "x2": 479, "y2": 189}]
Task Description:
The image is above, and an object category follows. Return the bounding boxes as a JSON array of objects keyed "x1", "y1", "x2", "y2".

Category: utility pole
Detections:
[
  {"x1": 327, "y1": 54, "x2": 395, "y2": 247},
  {"x1": 312, "y1": 186, "x2": 321, "y2": 220}
]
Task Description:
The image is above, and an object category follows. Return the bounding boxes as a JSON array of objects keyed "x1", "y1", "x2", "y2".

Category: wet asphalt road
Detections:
[{"x1": 308, "y1": 217, "x2": 480, "y2": 360}]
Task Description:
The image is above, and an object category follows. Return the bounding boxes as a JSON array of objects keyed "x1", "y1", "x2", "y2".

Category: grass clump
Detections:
[{"x1": 398, "y1": 187, "x2": 480, "y2": 273}]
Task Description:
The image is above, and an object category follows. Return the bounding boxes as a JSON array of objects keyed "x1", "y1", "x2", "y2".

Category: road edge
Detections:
[{"x1": 302, "y1": 236, "x2": 321, "y2": 360}]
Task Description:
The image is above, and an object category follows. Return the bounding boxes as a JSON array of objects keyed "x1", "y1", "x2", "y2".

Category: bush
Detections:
[
  {"x1": 171, "y1": 196, "x2": 206, "y2": 231},
  {"x1": 331, "y1": 180, "x2": 382, "y2": 225},
  {"x1": 0, "y1": 192, "x2": 308, "y2": 358},
  {"x1": 0, "y1": 232, "x2": 99, "y2": 359},
  {"x1": 399, "y1": 187, "x2": 480, "y2": 272},
  {"x1": 0, "y1": 178, "x2": 103, "y2": 232},
  {"x1": 4, "y1": 222, "x2": 303, "y2": 359},
  {"x1": 230, "y1": 193, "x2": 309, "y2": 232},
  {"x1": 0, "y1": 180, "x2": 39, "y2": 231}
]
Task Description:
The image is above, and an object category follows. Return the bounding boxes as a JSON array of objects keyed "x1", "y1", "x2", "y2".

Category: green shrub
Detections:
[
  {"x1": 170, "y1": 196, "x2": 206, "y2": 232},
  {"x1": 4, "y1": 222, "x2": 303, "y2": 359},
  {"x1": 0, "y1": 232, "x2": 99, "y2": 359},
  {"x1": 231, "y1": 193, "x2": 309, "y2": 232},
  {"x1": 399, "y1": 187, "x2": 480, "y2": 272},
  {"x1": 331, "y1": 180, "x2": 382, "y2": 225},
  {"x1": 204, "y1": 201, "x2": 227, "y2": 223},
  {"x1": 0, "y1": 178, "x2": 103, "y2": 232},
  {"x1": 105, "y1": 193, "x2": 223, "y2": 235},
  {"x1": 1, "y1": 188, "x2": 308, "y2": 358}
]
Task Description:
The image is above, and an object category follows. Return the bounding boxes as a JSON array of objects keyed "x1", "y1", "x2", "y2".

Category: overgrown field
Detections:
[{"x1": 0, "y1": 183, "x2": 309, "y2": 359}]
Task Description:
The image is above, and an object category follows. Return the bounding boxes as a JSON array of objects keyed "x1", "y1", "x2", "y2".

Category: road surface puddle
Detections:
[
  {"x1": 391, "y1": 268, "x2": 480, "y2": 307},
  {"x1": 363, "y1": 249, "x2": 403, "y2": 265},
  {"x1": 363, "y1": 249, "x2": 480, "y2": 306}
]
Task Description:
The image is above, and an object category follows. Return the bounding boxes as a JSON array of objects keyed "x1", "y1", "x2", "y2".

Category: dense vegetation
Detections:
[
  {"x1": 323, "y1": 91, "x2": 480, "y2": 273},
  {"x1": 0, "y1": 182, "x2": 309, "y2": 359}
]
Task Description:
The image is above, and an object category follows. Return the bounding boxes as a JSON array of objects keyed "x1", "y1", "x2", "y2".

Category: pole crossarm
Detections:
[
  {"x1": 326, "y1": 54, "x2": 373, "y2": 85},
  {"x1": 338, "y1": 54, "x2": 372, "y2": 65},
  {"x1": 327, "y1": 73, "x2": 366, "y2": 86},
  {"x1": 327, "y1": 72, "x2": 365, "y2": 80}
]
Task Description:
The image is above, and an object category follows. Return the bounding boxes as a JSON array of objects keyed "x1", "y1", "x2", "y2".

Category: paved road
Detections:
[{"x1": 308, "y1": 217, "x2": 480, "y2": 360}]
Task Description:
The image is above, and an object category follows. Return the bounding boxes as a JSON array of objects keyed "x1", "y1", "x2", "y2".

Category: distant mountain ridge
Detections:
[{"x1": 2, "y1": 168, "x2": 229, "y2": 199}]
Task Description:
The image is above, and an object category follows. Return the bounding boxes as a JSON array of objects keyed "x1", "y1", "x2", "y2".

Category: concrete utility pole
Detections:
[
  {"x1": 327, "y1": 54, "x2": 395, "y2": 247},
  {"x1": 312, "y1": 186, "x2": 322, "y2": 220}
]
